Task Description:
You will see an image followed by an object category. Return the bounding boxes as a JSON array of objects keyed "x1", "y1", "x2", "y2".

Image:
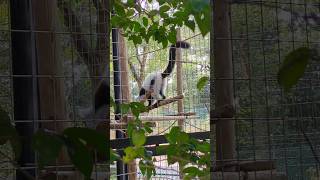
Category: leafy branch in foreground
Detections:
[
  {"x1": 163, "y1": 126, "x2": 210, "y2": 179},
  {"x1": 33, "y1": 127, "x2": 109, "y2": 179},
  {"x1": 112, "y1": 0, "x2": 210, "y2": 46}
]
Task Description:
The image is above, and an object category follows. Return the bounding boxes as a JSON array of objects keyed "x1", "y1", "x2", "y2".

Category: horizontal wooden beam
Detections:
[
  {"x1": 121, "y1": 115, "x2": 198, "y2": 122},
  {"x1": 214, "y1": 160, "x2": 276, "y2": 172},
  {"x1": 212, "y1": 171, "x2": 287, "y2": 180},
  {"x1": 109, "y1": 122, "x2": 156, "y2": 129},
  {"x1": 146, "y1": 94, "x2": 184, "y2": 111},
  {"x1": 110, "y1": 131, "x2": 210, "y2": 149}
]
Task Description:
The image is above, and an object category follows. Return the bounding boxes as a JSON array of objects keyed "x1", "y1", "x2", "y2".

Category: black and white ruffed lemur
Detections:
[{"x1": 137, "y1": 41, "x2": 190, "y2": 106}]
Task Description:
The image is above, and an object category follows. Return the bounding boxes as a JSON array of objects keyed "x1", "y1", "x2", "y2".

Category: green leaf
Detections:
[
  {"x1": 143, "y1": 122, "x2": 153, "y2": 134},
  {"x1": 197, "y1": 76, "x2": 209, "y2": 91},
  {"x1": 110, "y1": 149, "x2": 120, "y2": 162},
  {"x1": 123, "y1": 147, "x2": 137, "y2": 163},
  {"x1": 194, "y1": 14, "x2": 208, "y2": 36},
  {"x1": 127, "y1": 121, "x2": 135, "y2": 138},
  {"x1": 159, "y1": 5, "x2": 170, "y2": 13},
  {"x1": 65, "y1": 137, "x2": 93, "y2": 178},
  {"x1": 162, "y1": 39, "x2": 168, "y2": 48},
  {"x1": 183, "y1": 166, "x2": 199, "y2": 176},
  {"x1": 126, "y1": 9, "x2": 135, "y2": 16},
  {"x1": 132, "y1": 129, "x2": 146, "y2": 147},
  {"x1": 120, "y1": 103, "x2": 130, "y2": 115},
  {"x1": 165, "y1": 126, "x2": 181, "y2": 144},
  {"x1": 187, "y1": 0, "x2": 210, "y2": 13},
  {"x1": 127, "y1": 0, "x2": 134, "y2": 7},
  {"x1": 177, "y1": 132, "x2": 189, "y2": 144},
  {"x1": 168, "y1": 30, "x2": 177, "y2": 44},
  {"x1": 155, "y1": 145, "x2": 168, "y2": 155},
  {"x1": 110, "y1": 96, "x2": 115, "y2": 107},
  {"x1": 148, "y1": 10, "x2": 158, "y2": 17},
  {"x1": 145, "y1": 161, "x2": 155, "y2": 179},
  {"x1": 63, "y1": 127, "x2": 108, "y2": 157},
  {"x1": 132, "y1": 35, "x2": 143, "y2": 45},
  {"x1": 196, "y1": 141, "x2": 210, "y2": 153},
  {"x1": 167, "y1": 145, "x2": 178, "y2": 165},
  {"x1": 278, "y1": 47, "x2": 311, "y2": 92},
  {"x1": 0, "y1": 108, "x2": 13, "y2": 145},
  {"x1": 32, "y1": 130, "x2": 64, "y2": 168},
  {"x1": 114, "y1": 2, "x2": 125, "y2": 16},
  {"x1": 158, "y1": 0, "x2": 166, "y2": 5},
  {"x1": 130, "y1": 102, "x2": 147, "y2": 117},
  {"x1": 139, "y1": 160, "x2": 147, "y2": 175},
  {"x1": 185, "y1": 20, "x2": 195, "y2": 32},
  {"x1": 0, "y1": 108, "x2": 21, "y2": 160},
  {"x1": 143, "y1": 17, "x2": 149, "y2": 27},
  {"x1": 136, "y1": 146, "x2": 146, "y2": 157}
]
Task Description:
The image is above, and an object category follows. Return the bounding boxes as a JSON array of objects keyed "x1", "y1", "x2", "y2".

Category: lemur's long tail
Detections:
[{"x1": 161, "y1": 41, "x2": 190, "y2": 78}]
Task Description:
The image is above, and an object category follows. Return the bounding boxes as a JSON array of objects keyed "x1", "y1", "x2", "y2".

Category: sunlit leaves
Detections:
[
  {"x1": 132, "y1": 129, "x2": 146, "y2": 147},
  {"x1": 165, "y1": 126, "x2": 210, "y2": 179},
  {"x1": 139, "y1": 159, "x2": 156, "y2": 179},
  {"x1": 197, "y1": 76, "x2": 209, "y2": 91},
  {"x1": 110, "y1": 149, "x2": 120, "y2": 162},
  {"x1": 123, "y1": 146, "x2": 137, "y2": 163},
  {"x1": 111, "y1": 0, "x2": 210, "y2": 46}
]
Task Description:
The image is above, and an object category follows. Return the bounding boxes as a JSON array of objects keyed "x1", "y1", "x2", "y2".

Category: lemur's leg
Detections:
[
  {"x1": 148, "y1": 96, "x2": 153, "y2": 106},
  {"x1": 147, "y1": 79, "x2": 156, "y2": 106},
  {"x1": 150, "y1": 79, "x2": 155, "y2": 91},
  {"x1": 159, "y1": 89, "x2": 166, "y2": 100}
]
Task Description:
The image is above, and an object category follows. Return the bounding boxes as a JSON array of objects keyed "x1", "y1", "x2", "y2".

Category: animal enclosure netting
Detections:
[{"x1": 0, "y1": 0, "x2": 319, "y2": 179}]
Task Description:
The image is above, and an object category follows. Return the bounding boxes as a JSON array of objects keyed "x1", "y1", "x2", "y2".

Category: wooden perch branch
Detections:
[
  {"x1": 109, "y1": 122, "x2": 156, "y2": 129},
  {"x1": 128, "y1": 59, "x2": 141, "y2": 87},
  {"x1": 146, "y1": 94, "x2": 184, "y2": 111},
  {"x1": 168, "y1": 112, "x2": 196, "y2": 116},
  {"x1": 122, "y1": 115, "x2": 198, "y2": 122}
]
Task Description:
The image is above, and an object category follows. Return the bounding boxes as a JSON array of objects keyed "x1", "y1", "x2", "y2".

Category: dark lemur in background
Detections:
[
  {"x1": 138, "y1": 41, "x2": 190, "y2": 106},
  {"x1": 84, "y1": 80, "x2": 109, "y2": 129}
]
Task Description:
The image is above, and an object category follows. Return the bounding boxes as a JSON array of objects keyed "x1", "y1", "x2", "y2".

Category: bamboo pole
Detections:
[
  {"x1": 118, "y1": 30, "x2": 137, "y2": 180},
  {"x1": 176, "y1": 29, "x2": 184, "y2": 129}
]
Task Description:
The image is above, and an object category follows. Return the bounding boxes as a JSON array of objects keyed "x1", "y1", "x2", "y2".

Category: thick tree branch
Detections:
[
  {"x1": 139, "y1": 45, "x2": 148, "y2": 83},
  {"x1": 94, "y1": 0, "x2": 109, "y2": 86},
  {"x1": 128, "y1": 58, "x2": 142, "y2": 88},
  {"x1": 134, "y1": 45, "x2": 142, "y2": 65},
  {"x1": 57, "y1": 0, "x2": 95, "y2": 75}
]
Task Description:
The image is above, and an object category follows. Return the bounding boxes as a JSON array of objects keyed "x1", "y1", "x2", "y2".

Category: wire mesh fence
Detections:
[{"x1": 0, "y1": 0, "x2": 319, "y2": 180}]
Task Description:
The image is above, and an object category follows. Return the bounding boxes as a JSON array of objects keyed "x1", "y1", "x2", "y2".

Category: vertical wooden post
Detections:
[
  {"x1": 176, "y1": 29, "x2": 184, "y2": 129},
  {"x1": 176, "y1": 29, "x2": 185, "y2": 179},
  {"x1": 32, "y1": 0, "x2": 73, "y2": 179},
  {"x1": 213, "y1": 0, "x2": 236, "y2": 167},
  {"x1": 10, "y1": 1, "x2": 38, "y2": 178},
  {"x1": 118, "y1": 30, "x2": 136, "y2": 180}
]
